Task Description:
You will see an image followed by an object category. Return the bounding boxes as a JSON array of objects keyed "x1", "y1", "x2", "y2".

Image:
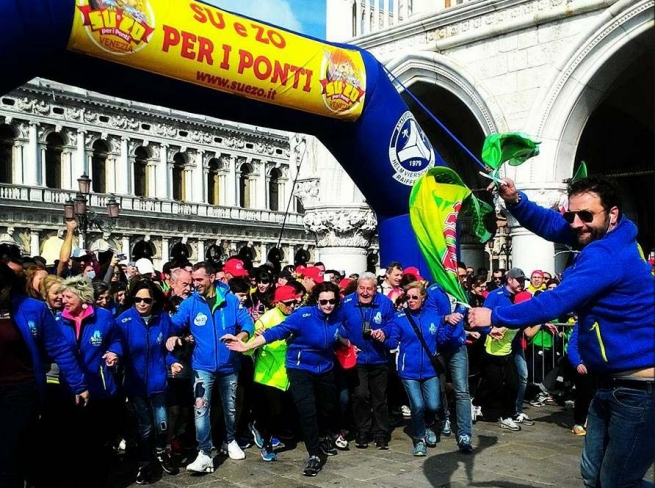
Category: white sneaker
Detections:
[
  {"x1": 499, "y1": 417, "x2": 521, "y2": 431},
  {"x1": 401, "y1": 405, "x2": 411, "y2": 419},
  {"x1": 186, "y1": 451, "x2": 214, "y2": 473},
  {"x1": 226, "y1": 439, "x2": 246, "y2": 460},
  {"x1": 513, "y1": 413, "x2": 535, "y2": 426}
]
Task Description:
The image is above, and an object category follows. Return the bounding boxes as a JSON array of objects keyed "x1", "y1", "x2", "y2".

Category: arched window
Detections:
[
  {"x1": 0, "y1": 124, "x2": 15, "y2": 184},
  {"x1": 172, "y1": 152, "x2": 187, "y2": 201},
  {"x1": 133, "y1": 146, "x2": 148, "y2": 197},
  {"x1": 238, "y1": 163, "x2": 252, "y2": 208},
  {"x1": 268, "y1": 168, "x2": 281, "y2": 211},
  {"x1": 91, "y1": 139, "x2": 109, "y2": 193},
  {"x1": 45, "y1": 132, "x2": 64, "y2": 189},
  {"x1": 207, "y1": 158, "x2": 220, "y2": 205}
]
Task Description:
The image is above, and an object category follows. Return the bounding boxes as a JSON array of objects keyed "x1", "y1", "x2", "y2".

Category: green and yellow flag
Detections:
[{"x1": 409, "y1": 167, "x2": 494, "y2": 304}]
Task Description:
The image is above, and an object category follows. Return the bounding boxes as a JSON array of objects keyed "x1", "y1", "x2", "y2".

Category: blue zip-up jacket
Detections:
[
  {"x1": 11, "y1": 296, "x2": 87, "y2": 398},
  {"x1": 339, "y1": 292, "x2": 395, "y2": 366},
  {"x1": 56, "y1": 306, "x2": 122, "y2": 399},
  {"x1": 384, "y1": 307, "x2": 454, "y2": 380},
  {"x1": 492, "y1": 191, "x2": 655, "y2": 374},
  {"x1": 171, "y1": 282, "x2": 254, "y2": 375},
  {"x1": 567, "y1": 322, "x2": 583, "y2": 368},
  {"x1": 117, "y1": 306, "x2": 177, "y2": 398},
  {"x1": 425, "y1": 283, "x2": 466, "y2": 349},
  {"x1": 262, "y1": 305, "x2": 343, "y2": 375}
]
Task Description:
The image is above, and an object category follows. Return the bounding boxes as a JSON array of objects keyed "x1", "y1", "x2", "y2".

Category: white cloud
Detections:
[{"x1": 205, "y1": 0, "x2": 304, "y2": 34}]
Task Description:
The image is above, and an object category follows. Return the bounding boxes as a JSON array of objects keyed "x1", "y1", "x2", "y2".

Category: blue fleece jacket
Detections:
[
  {"x1": 425, "y1": 283, "x2": 467, "y2": 349},
  {"x1": 262, "y1": 305, "x2": 343, "y2": 375},
  {"x1": 339, "y1": 292, "x2": 395, "y2": 366},
  {"x1": 170, "y1": 283, "x2": 254, "y2": 375},
  {"x1": 384, "y1": 307, "x2": 454, "y2": 380},
  {"x1": 117, "y1": 307, "x2": 177, "y2": 398},
  {"x1": 56, "y1": 306, "x2": 122, "y2": 399},
  {"x1": 491, "y1": 191, "x2": 655, "y2": 374},
  {"x1": 567, "y1": 322, "x2": 583, "y2": 368},
  {"x1": 11, "y1": 296, "x2": 87, "y2": 398}
]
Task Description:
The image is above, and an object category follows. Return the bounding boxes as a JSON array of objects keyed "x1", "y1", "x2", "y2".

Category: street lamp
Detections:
[
  {"x1": 63, "y1": 173, "x2": 120, "y2": 247},
  {"x1": 500, "y1": 241, "x2": 512, "y2": 269}
]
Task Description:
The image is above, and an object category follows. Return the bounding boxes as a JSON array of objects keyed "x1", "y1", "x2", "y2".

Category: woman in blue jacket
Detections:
[
  {"x1": 56, "y1": 274, "x2": 122, "y2": 487},
  {"x1": 117, "y1": 278, "x2": 179, "y2": 484},
  {"x1": 222, "y1": 282, "x2": 347, "y2": 478},
  {"x1": 374, "y1": 281, "x2": 461, "y2": 456},
  {"x1": 0, "y1": 263, "x2": 88, "y2": 488}
]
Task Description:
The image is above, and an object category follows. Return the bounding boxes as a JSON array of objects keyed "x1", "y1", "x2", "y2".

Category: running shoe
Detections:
[
  {"x1": 303, "y1": 455, "x2": 322, "y2": 477},
  {"x1": 513, "y1": 413, "x2": 535, "y2": 426}
]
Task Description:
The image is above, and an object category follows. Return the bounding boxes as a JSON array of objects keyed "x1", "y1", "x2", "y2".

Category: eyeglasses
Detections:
[
  {"x1": 281, "y1": 301, "x2": 298, "y2": 307},
  {"x1": 406, "y1": 294, "x2": 421, "y2": 300},
  {"x1": 134, "y1": 297, "x2": 153, "y2": 304},
  {"x1": 563, "y1": 209, "x2": 598, "y2": 224},
  {"x1": 318, "y1": 299, "x2": 336, "y2": 305},
  {"x1": 256, "y1": 280, "x2": 271, "y2": 285}
]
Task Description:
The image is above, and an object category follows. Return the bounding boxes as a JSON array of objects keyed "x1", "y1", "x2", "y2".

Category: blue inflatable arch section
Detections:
[{"x1": 0, "y1": 0, "x2": 446, "y2": 272}]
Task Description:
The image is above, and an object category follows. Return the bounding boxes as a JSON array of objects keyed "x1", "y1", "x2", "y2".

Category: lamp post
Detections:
[
  {"x1": 63, "y1": 173, "x2": 120, "y2": 248},
  {"x1": 500, "y1": 241, "x2": 512, "y2": 269}
]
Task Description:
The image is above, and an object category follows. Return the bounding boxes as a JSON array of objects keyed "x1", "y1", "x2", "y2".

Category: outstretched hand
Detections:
[
  {"x1": 220, "y1": 334, "x2": 248, "y2": 352},
  {"x1": 468, "y1": 307, "x2": 493, "y2": 327}
]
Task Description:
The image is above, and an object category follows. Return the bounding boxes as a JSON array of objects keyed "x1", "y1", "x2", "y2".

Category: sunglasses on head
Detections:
[
  {"x1": 134, "y1": 297, "x2": 153, "y2": 304},
  {"x1": 563, "y1": 210, "x2": 596, "y2": 224},
  {"x1": 318, "y1": 299, "x2": 336, "y2": 305}
]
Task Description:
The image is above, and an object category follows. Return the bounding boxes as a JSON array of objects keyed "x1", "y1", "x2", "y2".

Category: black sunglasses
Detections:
[
  {"x1": 318, "y1": 299, "x2": 336, "y2": 305},
  {"x1": 563, "y1": 210, "x2": 595, "y2": 224},
  {"x1": 134, "y1": 297, "x2": 153, "y2": 304}
]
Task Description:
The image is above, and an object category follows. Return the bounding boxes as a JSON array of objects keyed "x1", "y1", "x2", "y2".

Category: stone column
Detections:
[
  {"x1": 161, "y1": 237, "x2": 169, "y2": 263},
  {"x1": 192, "y1": 150, "x2": 204, "y2": 203},
  {"x1": 196, "y1": 240, "x2": 205, "y2": 263},
  {"x1": 116, "y1": 137, "x2": 129, "y2": 194},
  {"x1": 303, "y1": 205, "x2": 377, "y2": 275},
  {"x1": 30, "y1": 230, "x2": 40, "y2": 257},
  {"x1": 121, "y1": 236, "x2": 131, "y2": 260},
  {"x1": 505, "y1": 186, "x2": 565, "y2": 275},
  {"x1": 157, "y1": 144, "x2": 168, "y2": 199},
  {"x1": 25, "y1": 122, "x2": 39, "y2": 186},
  {"x1": 226, "y1": 156, "x2": 237, "y2": 206},
  {"x1": 75, "y1": 129, "x2": 86, "y2": 180}
]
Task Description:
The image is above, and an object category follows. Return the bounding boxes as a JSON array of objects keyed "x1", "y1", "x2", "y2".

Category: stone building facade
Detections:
[{"x1": 0, "y1": 79, "x2": 316, "y2": 269}]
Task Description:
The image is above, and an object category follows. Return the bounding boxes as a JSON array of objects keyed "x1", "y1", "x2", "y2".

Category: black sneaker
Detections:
[
  {"x1": 375, "y1": 437, "x2": 389, "y2": 450},
  {"x1": 355, "y1": 436, "x2": 369, "y2": 449},
  {"x1": 157, "y1": 451, "x2": 179, "y2": 475},
  {"x1": 303, "y1": 455, "x2": 322, "y2": 477},
  {"x1": 319, "y1": 437, "x2": 338, "y2": 456},
  {"x1": 135, "y1": 465, "x2": 152, "y2": 485}
]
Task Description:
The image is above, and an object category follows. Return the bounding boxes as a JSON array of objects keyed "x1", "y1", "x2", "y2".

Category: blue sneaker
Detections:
[
  {"x1": 260, "y1": 446, "x2": 277, "y2": 462},
  {"x1": 441, "y1": 419, "x2": 452, "y2": 436},
  {"x1": 458, "y1": 434, "x2": 473, "y2": 454},
  {"x1": 425, "y1": 428, "x2": 438, "y2": 447},
  {"x1": 249, "y1": 421, "x2": 264, "y2": 449},
  {"x1": 413, "y1": 440, "x2": 427, "y2": 456},
  {"x1": 271, "y1": 437, "x2": 285, "y2": 449}
]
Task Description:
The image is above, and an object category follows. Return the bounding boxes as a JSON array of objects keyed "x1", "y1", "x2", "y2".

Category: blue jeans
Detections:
[
  {"x1": 581, "y1": 383, "x2": 654, "y2": 488},
  {"x1": 444, "y1": 345, "x2": 473, "y2": 438},
  {"x1": 402, "y1": 376, "x2": 440, "y2": 442},
  {"x1": 193, "y1": 370, "x2": 238, "y2": 455},
  {"x1": 513, "y1": 349, "x2": 528, "y2": 415},
  {"x1": 131, "y1": 393, "x2": 168, "y2": 466}
]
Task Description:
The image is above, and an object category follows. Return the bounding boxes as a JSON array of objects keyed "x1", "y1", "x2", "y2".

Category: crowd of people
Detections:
[{"x1": 0, "y1": 175, "x2": 652, "y2": 488}]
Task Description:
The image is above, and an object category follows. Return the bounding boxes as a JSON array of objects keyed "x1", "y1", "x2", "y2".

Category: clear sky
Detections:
[{"x1": 205, "y1": 0, "x2": 327, "y2": 39}]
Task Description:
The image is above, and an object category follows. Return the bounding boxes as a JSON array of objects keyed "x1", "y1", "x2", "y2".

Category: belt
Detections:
[{"x1": 597, "y1": 376, "x2": 654, "y2": 391}]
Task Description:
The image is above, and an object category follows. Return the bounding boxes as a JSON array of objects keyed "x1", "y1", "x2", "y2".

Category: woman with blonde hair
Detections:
[
  {"x1": 39, "y1": 275, "x2": 64, "y2": 315},
  {"x1": 55, "y1": 274, "x2": 123, "y2": 487}
]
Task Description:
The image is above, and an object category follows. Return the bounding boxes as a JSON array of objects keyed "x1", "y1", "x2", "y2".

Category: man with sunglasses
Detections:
[{"x1": 469, "y1": 175, "x2": 654, "y2": 488}]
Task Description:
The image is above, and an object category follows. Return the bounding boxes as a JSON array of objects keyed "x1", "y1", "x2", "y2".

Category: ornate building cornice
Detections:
[{"x1": 303, "y1": 206, "x2": 377, "y2": 248}]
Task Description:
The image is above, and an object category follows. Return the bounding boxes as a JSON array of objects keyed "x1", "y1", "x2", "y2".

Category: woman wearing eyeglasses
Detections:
[
  {"x1": 244, "y1": 285, "x2": 302, "y2": 462},
  {"x1": 372, "y1": 281, "x2": 462, "y2": 456},
  {"x1": 222, "y1": 282, "x2": 346, "y2": 478},
  {"x1": 117, "y1": 278, "x2": 180, "y2": 484}
]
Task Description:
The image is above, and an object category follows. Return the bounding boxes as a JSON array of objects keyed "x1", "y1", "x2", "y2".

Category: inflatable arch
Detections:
[{"x1": 1, "y1": 0, "x2": 448, "y2": 271}]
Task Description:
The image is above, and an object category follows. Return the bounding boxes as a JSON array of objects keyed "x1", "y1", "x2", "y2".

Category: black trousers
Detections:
[
  {"x1": 0, "y1": 382, "x2": 39, "y2": 488},
  {"x1": 352, "y1": 363, "x2": 389, "y2": 441},
  {"x1": 252, "y1": 382, "x2": 285, "y2": 446},
  {"x1": 287, "y1": 368, "x2": 338, "y2": 457},
  {"x1": 480, "y1": 353, "x2": 517, "y2": 419}
]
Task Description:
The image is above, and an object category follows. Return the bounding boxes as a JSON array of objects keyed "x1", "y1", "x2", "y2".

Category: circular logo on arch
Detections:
[
  {"x1": 389, "y1": 111, "x2": 435, "y2": 186},
  {"x1": 77, "y1": 0, "x2": 156, "y2": 55}
]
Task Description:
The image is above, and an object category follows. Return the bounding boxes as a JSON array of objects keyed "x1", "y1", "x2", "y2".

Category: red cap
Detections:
[
  {"x1": 531, "y1": 270, "x2": 544, "y2": 277},
  {"x1": 274, "y1": 285, "x2": 302, "y2": 303},
  {"x1": 301, "y1": 266, "x2": 324, "y2": 284},
  {"x1": 295, "y1": 264, "x2": 306, "y2": 275},
  {"x1": 403, "y1": 266, "x2": 424, "y2": 281},
  {"x1": 339, "y1": 278, "x2": 352, "y2": 290},
  {"x1": 224, "y1": 258, "x2": 248, "y2": 277}
]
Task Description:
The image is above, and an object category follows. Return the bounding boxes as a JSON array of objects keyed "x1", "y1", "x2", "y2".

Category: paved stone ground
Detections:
[{"x1": 107, "y1": 404, "x2": 654, "y2": 488}]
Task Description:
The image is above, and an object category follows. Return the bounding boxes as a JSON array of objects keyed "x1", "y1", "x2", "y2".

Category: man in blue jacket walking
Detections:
[
  {"x1": 469, "y1": 176, "x2": 654, "y2": 488},
  {"x1": 340, "y1": 272, "x2": 396, "y2": 450},
  {"x1": 167, "y1": 261, "x2": 254, "y2": 473}
]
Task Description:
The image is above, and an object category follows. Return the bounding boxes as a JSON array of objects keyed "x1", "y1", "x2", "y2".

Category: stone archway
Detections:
[{"x1": 527, "y1": 0, "x2": 654, "y2": 182}]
